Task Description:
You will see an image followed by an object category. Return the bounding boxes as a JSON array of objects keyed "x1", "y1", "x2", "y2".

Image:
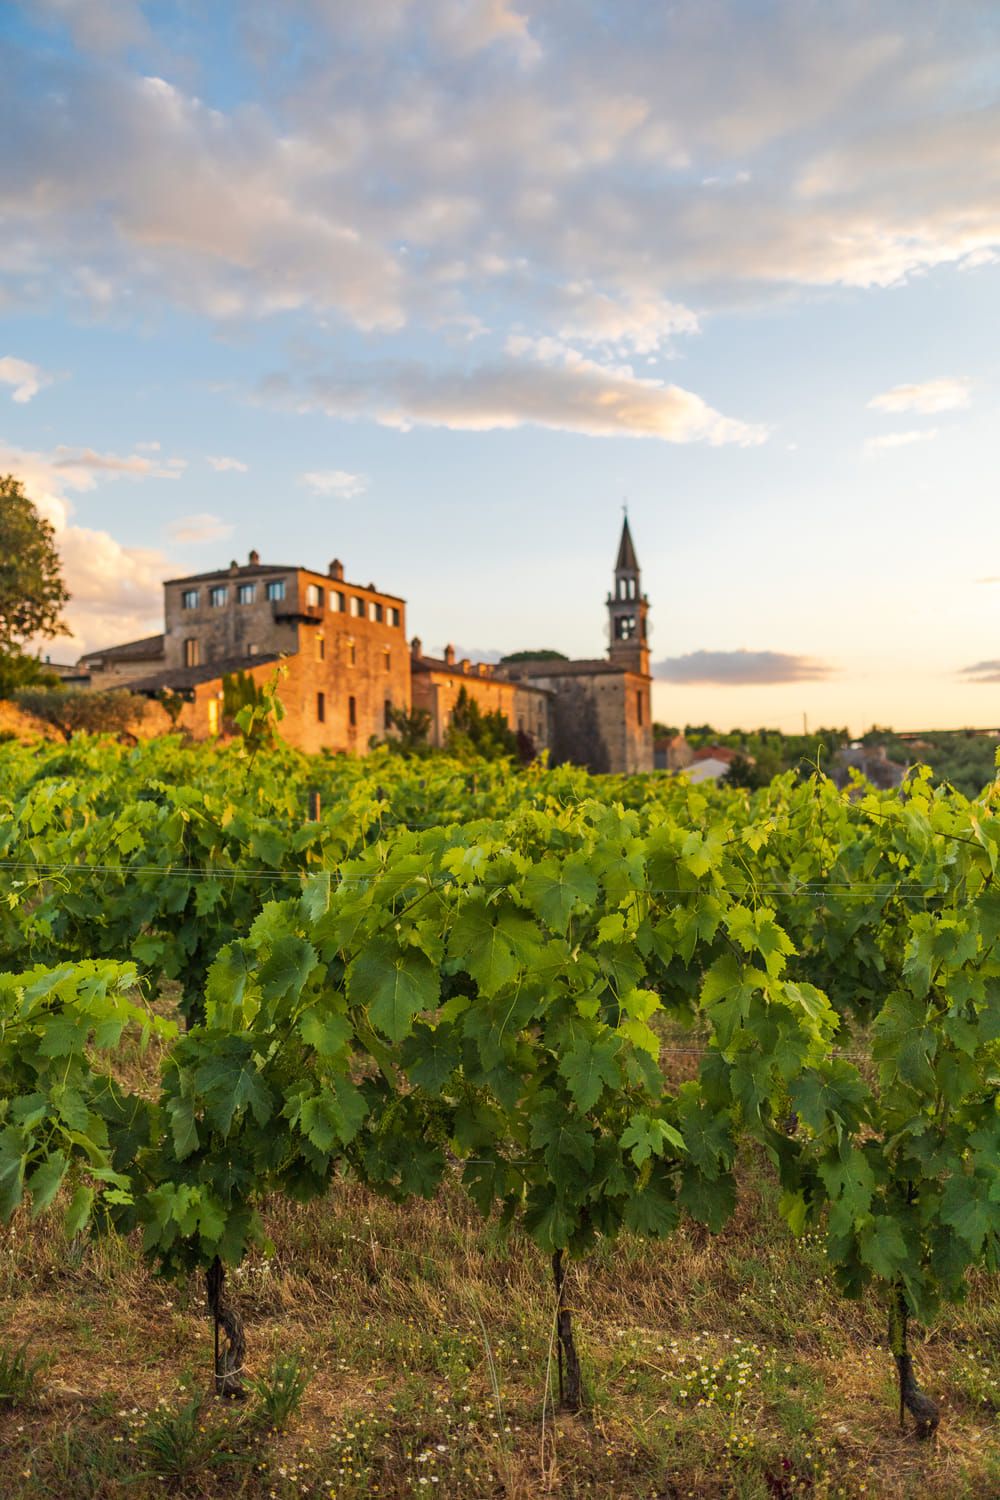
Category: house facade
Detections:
[{"x1": 73, "y1": 519, "x2": 654, "y2": 771}]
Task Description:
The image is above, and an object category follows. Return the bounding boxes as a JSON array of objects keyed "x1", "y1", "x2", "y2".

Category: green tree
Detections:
[
  {"x1": 499, "y1": 649, "x2": 568, "y2": 664},
  {"x1": 445, "y1": 686, "x2": 521, "y2": 761},
  {"x1": 14, "y1": 688, "x2": 145, "y2": 741},
  {"x1": 384, "y1": 703, "x2": 433, "y2": 755},
  {"x1": 0, "y1": 476, "x2": 69, "y2": 651}
]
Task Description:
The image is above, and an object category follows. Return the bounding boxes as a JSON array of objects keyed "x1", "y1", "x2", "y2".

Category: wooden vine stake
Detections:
[
  {"x1": 552, "y1": 1250, "x2": 586, "y2": 1412},
  {"x1": 206, "y1": 1256, "x2": 247, "y2": 1399},
  {"x1": 307, "y1": 788, "x2": 321, "y2": 822},
  {"x1": 889, "y1": 1283, "x2": 939, "y2": 1438}
]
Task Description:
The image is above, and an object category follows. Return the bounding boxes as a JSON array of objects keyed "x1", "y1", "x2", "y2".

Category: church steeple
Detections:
[{"x1": 607, "y1": 512, "x2": 650, "y2": 675}]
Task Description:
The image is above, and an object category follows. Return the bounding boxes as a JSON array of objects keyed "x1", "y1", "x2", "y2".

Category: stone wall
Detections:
[
  {"x1": 176, "y1": 633, "x2": 412, "y2": 754},
  {"x1": 410, "y1": 658, "x2": 550, "y2": 752}
]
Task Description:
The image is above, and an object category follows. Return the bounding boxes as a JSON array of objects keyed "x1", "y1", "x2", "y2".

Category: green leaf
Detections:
[
  {"x1": 29, "y1": 1152, "x2": 68, "y2": 1217},
  {"x1": 401, "y1": 1022, "x2": 462, "y2": 1095},
  {"x1": 860, "y1": 1215, "x2": 908, "y2": 1280},
  {"x1": 64, "y1": 1184, "x2": 94, "y2": 1237},
  {"x1": 259, "y1": 934, "x2": 318, "y2": 1003},
  {"x1": 871, "y1": 991, "x2": 937, "y2": 1094},
  {"x1": 558, "y1": 1033, "x2": 621, "y2": 1112},
  {"x1": 194, "y1": 1040, "x2": 274, "y2": 1136},
  {"x1": 624, "y1": 1181, "x2": 679, "y2": 1237},
  {"x1": 299, "y1": 1007, "x2": 353, "y2": 1058},
  {"x1": 0, "y1": 1126, "x2": 26, "y2": 1221},
  {"x1": 167, "y1": 1094, "x2": 200, "y2": 1160},
  {"x1": 620, "y1": 1115, "x2": 685, "y2": 1167},
  {"x1": 348, "y1": 939, "x2": 439, "y2": 1040},
  {"x1": 941, "y1": 1173, "x2": 998, "y2": 1254},
  {"x1": 523, "y1": 856, "x2": 598, "y2": 931}
]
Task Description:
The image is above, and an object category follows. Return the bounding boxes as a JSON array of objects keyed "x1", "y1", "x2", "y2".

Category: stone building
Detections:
[
  {"x1": 496, "y1": 518, "x2": 654, "y2": 773},
  {"x1": 410, "y1": 641, "x2": 551, "y2": 752},
  {"x1": 72, "y1": 518, "x2": 654, "y2": 770},
  {"x1": 85, "y1": 552, "x2": 410, "y2": 754}
]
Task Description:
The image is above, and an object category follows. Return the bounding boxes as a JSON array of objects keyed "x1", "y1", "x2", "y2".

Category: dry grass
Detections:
[
  {"x1": 0, "y1": 1009, "x2": 995, "y2": 1497},
  {"x1": 0, "y1": 1163, "x2": 998, "y2": 1500}
]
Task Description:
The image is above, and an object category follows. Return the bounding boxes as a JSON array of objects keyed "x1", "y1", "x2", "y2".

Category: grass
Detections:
[
  {"x1": 0, "y1": 1009, "x2": 996, "y2": 1498},
  {"x1": 0, "y1": 1167, "x2": 998, "y2": 1499}
]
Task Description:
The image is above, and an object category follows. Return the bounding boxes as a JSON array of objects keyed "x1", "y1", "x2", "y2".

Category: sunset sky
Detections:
[{"x1": 3, "y1": 0, "x2": 1000, "y2": 733}]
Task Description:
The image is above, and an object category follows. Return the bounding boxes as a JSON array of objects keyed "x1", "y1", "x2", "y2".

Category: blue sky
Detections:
[{"x1": 3, "y1": 0, "x2": 1000, "y2": 732}]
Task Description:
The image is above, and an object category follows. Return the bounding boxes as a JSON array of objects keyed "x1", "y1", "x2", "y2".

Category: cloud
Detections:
[
  {"x1": 167, "y1": 512, "x2": 234, "y2": 544},
  {"x1": 976, "y1": 576, "x2": 1000, "y2": 585},
  {"x1": 0, "y1": 356, "x2": 52, "y2": 403},
  {"x1": 960, "y1": 660, "x2": 1000, "y2": 683},
  {"x1": 0, "y1": 440, "x2": 172, "y2": 655},
  {"x1": 5, "y1": 2, "x2": 1000, "y2": 360},
  {"x1": 50, "y1": 446, "x2": 187, "y2": 479},
  {"x1": 864, "y1": 428, "x2": 939, "y2": 453},
  {"x1": 269, "y1": 341, "x2": 767, "y2": 444},
  {"x1": 868, "y1": 377, "x2": 971, "y2": 414},
  {"x1": 22, "y1": 0, "x2": 151, "y2": 55},
  {"x1": 207, "y1": 454, "x2": 249, "y2": 472},
  {"x1": 300, "y1": 469, "x2": 369, "y2": 498},
  {"x1": 654, "y1": 649, "x2": 835, "y2": 684}
]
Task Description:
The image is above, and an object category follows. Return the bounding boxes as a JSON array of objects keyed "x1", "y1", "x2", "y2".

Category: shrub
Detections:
[{"x1": 15, "y1": 688, "x2": 146, "y2": 740}]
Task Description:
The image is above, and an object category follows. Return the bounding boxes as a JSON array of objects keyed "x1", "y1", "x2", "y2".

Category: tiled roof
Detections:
[
  {"x1": 413, "y1": 655, "x2": 551, "y2": 695},
  {"x1": 125, "y1": 653, "x2": 281, "y2": 694},
  {"x1": 499, "y1": 658, "x2": 633, "y2": 678},
  {"x1": 78, "y1": 634, "x2": 165, "y2": 665}
]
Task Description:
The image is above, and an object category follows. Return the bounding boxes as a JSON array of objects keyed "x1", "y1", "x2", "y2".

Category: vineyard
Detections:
[{"x1": 1, "y1": 721, "x2": 999, "y2": 1498}]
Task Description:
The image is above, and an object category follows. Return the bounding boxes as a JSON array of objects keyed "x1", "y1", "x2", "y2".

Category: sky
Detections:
[{"x1": 2, "y1": 0, "x2": 1000, "y2": 734}]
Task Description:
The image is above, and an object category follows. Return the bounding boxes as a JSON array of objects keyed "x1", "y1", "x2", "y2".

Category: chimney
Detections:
[
  {"x1": 460, "y1": 658, "x2": 470, "y2": 674},
  {"x1": 329, "y1": 559, "x2": 344, "y2": 581},
  {"x1": 248, "y1": 548, "x2": 260, "y2": 566},
  {"x1": 444, "y1": 644, "x2": 455, "y2": 665},
  {"x1": 411, "y1": 636, "x2": 423, "y2": 660},
  {"x1": 229, "y1": 559, "x2": 239, "y2": 573}
]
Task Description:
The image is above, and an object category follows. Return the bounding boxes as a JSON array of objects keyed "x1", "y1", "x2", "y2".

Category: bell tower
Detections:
[{"x1": 607, "y1": 513, "x2": 649, "y2": 675}]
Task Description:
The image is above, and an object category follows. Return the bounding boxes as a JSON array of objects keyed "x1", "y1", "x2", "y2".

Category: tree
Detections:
[
  {"x1": 0, "y1": 476, "x2": 69, "y2": 652},
  {"x1": 445, "y1": 686, "x2": 522, "y2": 761},
  {"x1": 499, "y1": 649, "x2": 568, "y2": 664},
  {"x1": 384, "y1": 703, "x2": 433, "y2": 755},
  {"x1": 15, "y1": 688, "x2": 145, "y2": 741},
  {"x1": 0, "y1": 651, "x2": 60, "y2": 700}
]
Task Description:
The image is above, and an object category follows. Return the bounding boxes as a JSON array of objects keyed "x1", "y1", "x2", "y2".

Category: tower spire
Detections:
[{"x1": 607, "y1": 514, "x2": 649, "y2": 676}]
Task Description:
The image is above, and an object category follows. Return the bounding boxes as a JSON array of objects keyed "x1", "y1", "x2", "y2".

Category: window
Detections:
[
  {"x1": 388, "y1": 606, "x2": 400, "y2": 627},
  {"x1": 237, "y1": 583, "x2": 256, "y2": 604},
  {"x1": 349, "y1": 595, "x2": 363, "y2": 618},
  {"x1": 636, "y1": 691, "x2": 643, "y2": 726},
  {"x1": 316, "y1": 635, "x2": 325, "y2": 661},
  {"x1": 348, "y1": 695, "x2": 357, "y2": 727},
  {"x1": 306, "y1": 583, "x2": 324, "y2": 608},
  {"x1": 383, "y1": 648, "x2": 391, "y2": 671},
  {"x1": 331, "y1": 590, "x2": 345, "y2": 613},
  {"x1": 266, "y1": 579, "x2": 286, "y2": 602},
  {"x1": 316, "y1": 691, "x2": 326, "y2": 723},
  {"x1": 183, "y1": 637, "x2": 200, "y2": 667},
  {"x1": 181, "y1": 589, "x2": 199, "y2": 610},
  {"x1": 384, "y1": 698, "x2": 392, "y2": 729},
  {"x1": 209, "y1": 586, "x2": 228, "y2": 607},
  {"x1": 347, "y1": 640, "x2": 356, "y2": 666},
  {"x1": 248, "y1": 643, "x2": 259, "y2": 655},
  {"x1": 369, "y1": 600, "x2": 383, "y2": 623}
]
